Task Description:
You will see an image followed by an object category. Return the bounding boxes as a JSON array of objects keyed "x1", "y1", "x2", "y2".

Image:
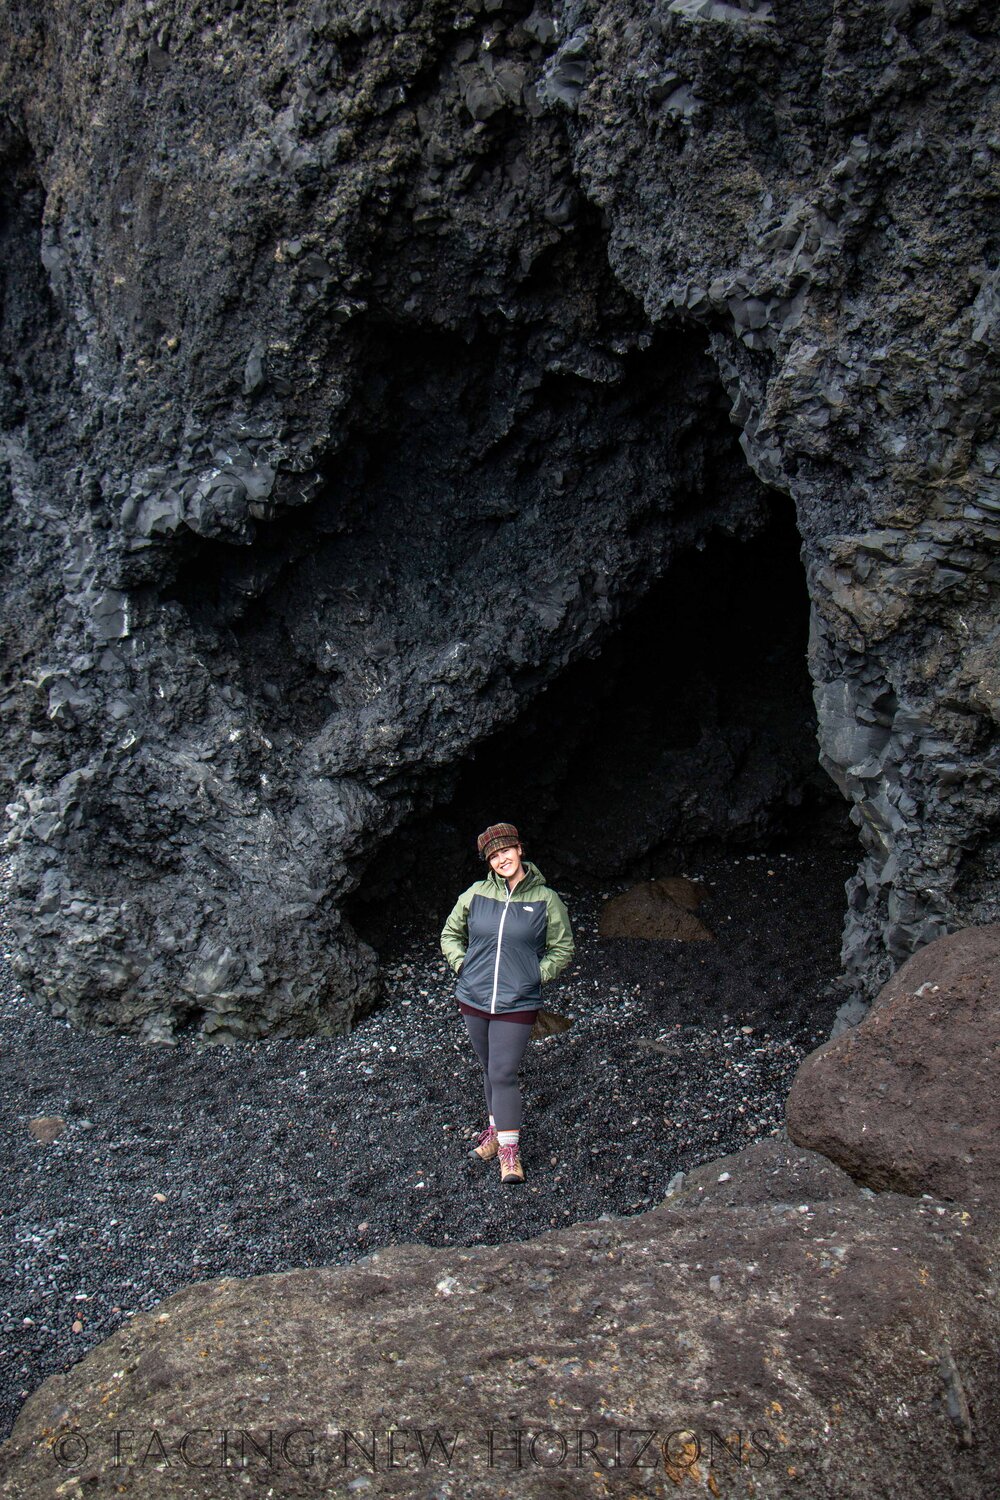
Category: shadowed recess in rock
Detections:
[
  {"x1": 348, "y1": 493, "x2": 850, "y2": 942},
  {"x1": 13, "y1": 306, "x2": 807, "y2": 1041},
  {"x1": 157, "y1": 315, "x2": 761, "y2": 754}
]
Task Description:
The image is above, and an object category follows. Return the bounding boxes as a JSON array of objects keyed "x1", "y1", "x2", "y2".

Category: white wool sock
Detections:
[{"x1": 497, "y1": 1130, "x2": 519, "y2": 1147}]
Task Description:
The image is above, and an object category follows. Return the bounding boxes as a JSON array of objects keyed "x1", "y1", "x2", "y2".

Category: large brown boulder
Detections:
[
  {"x1": 2, "y1": 1140, "x2": 997, "y2": 1500},
  {"x1": 598, "y1": 877, "x2": 712, "y2": 941},
  {"x1": 786, "y1": 926, "x2": 1000, "y2": 1208}
]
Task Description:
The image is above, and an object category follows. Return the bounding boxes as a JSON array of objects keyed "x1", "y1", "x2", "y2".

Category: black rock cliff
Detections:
[{"x1": 0, "y1": 0, "x2": 997, "y2": 1039}]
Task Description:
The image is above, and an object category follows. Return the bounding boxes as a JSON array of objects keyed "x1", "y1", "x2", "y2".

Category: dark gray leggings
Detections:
[{"x1": 462, "y1": 1013, "x2": 534, "y2": 1130}]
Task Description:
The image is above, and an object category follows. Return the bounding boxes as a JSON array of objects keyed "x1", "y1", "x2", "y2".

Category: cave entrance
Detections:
[
  {"x1": 347, "y1": 487, "x2": 852, "y2": 951},
  {"x1": 146, "y1": 284, "x2": 855, "y2": 1032}
]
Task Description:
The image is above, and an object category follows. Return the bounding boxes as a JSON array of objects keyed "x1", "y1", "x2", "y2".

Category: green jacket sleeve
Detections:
[
  {"x1": 539, "y1": 889, "x2": 574, "y2": 983},
  {"x1": 441, "y1": 887, "x2": 473, "y2": 974}
]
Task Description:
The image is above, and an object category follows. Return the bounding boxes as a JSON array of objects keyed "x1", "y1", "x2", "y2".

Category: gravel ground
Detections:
[{"x1": 0, "y1": 839, "x2": 856, "y2": 1442}]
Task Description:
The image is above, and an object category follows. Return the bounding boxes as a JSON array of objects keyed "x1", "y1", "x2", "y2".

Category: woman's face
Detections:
[{"x1": 489, "y1": 842, "x2": 525, "y2": 883}]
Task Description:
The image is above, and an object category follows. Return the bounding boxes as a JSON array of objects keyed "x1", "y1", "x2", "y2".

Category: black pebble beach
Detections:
[{"x1": 1, "y1": 840, "x2": 855, "y2": 1441}]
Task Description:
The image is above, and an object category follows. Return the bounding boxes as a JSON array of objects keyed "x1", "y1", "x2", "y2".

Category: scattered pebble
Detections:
[{"x1": 27, "y1": 1116, "x2": 65, "y2": 1144}]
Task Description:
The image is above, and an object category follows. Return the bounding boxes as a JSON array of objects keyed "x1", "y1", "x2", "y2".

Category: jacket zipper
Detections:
[
  {"x1": 489, "y1": 867, "x2": 534, "y2": 1014},
  {"x1": 490, "y1": 886, "x2": 514, "y2": 1014}
]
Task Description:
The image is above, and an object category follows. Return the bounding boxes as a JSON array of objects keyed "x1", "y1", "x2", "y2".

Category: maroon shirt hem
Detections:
[{"x1": 458, "y1": 1000, "x2": 539, "y2": 1025}]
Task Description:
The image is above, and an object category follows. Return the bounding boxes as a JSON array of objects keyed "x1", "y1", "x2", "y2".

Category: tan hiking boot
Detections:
[
  {"x1": 498, "y1": 1142, "x2": 525, "y2": 1185},
  {"x1": 471, "y1": 1124, "x2": 499, "y2": 1160}
]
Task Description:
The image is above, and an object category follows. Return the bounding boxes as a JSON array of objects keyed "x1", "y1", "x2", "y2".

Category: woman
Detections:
[{"x1": 440, "y1": 822, "x2": 575, "y2": 1185}]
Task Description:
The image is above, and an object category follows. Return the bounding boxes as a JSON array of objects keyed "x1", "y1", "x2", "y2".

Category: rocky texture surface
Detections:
[
  {"x1": 1, "y1": 1138, "x2": 997, "y2": 1498},
  {"x1": 787, "y1": 924, "x2": 1000, "y2": 1207},
  {"x1": 1, "y1": 0, "x2": 998, "y2": 1036}
]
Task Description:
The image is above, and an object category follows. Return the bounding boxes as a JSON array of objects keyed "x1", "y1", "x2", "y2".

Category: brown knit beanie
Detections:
[{"x1": 477, "y1": 823, "x2": 521, "y2": 862}]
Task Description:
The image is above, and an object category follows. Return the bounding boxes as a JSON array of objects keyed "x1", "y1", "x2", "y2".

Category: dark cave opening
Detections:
[
  {"x1": 155, "y1": 313, "x2": 770, "y2": 750},
  {"x1": 347, "y1": 489, "x2": 852, "y2": 950},
  {"x1": 148, "y1": 304, "x2": 854, "y2": 998}
]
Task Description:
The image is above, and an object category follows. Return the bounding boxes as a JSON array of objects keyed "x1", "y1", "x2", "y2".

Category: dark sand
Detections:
[{"x1": 1, "y1": 839, "x2": 855, "y2": 1440}]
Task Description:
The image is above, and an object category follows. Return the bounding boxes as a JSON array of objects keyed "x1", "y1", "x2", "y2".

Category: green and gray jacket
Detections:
[{"x1": 440, "y1": 860, "x2": 575, "y2": 1016}]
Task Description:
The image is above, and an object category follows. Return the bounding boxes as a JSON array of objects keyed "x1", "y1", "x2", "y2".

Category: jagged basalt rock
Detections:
[{"x1": 0, "y1": 0, "x2": 998, "y2": 1036}]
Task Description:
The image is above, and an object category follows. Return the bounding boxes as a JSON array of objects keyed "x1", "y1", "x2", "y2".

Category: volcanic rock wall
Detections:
[{"x1": 0, "y1": 0, "x2": 997, "y2": 1039}]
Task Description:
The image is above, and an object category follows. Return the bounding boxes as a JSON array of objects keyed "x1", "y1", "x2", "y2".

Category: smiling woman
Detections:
[{"x1": 441, "y1": 823, "x2": 575, "y2": 1186}]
